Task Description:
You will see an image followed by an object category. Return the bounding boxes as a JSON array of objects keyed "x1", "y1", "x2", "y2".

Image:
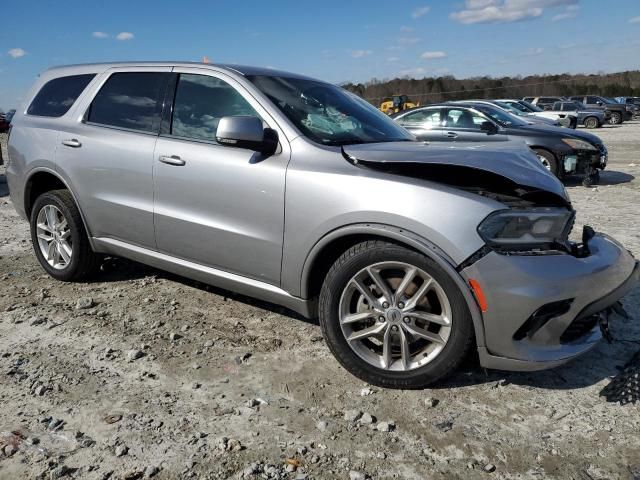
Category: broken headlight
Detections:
[
  {"x1": 478, "y1": 208, "x2": 574, "y2": 247},
  {"x1": 561, "y1": 138, "x2": 598, "y2": 151}
]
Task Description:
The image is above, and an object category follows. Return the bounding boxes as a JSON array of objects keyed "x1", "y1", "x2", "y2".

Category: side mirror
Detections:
[
  {"x1": 480, "y1": 121, "x2": 498, "y2": 135},
  {"x1": 216, "y1": 116, "x2": 278, "y2": 156},
  {"x1": 596, "y1": 101, "x2": 603, "y2": 106}
]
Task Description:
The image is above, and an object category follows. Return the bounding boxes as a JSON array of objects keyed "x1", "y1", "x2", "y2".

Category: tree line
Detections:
[{"x1": 342, "y1": 70, "x2": 640, "y2": 105}]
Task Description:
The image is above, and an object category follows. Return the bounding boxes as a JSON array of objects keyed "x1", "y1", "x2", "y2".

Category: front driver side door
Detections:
[
  {"x1": 442, "y1": 107, "x2": 506, "y2": 143},
  {"x1": 152, "y1": 68, "x2": 288, "y2": 285}
]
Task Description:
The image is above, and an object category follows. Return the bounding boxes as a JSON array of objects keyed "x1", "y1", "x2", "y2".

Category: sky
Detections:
[{"x1": 1, "y1": 0, "x2": 639, "y2": 110}]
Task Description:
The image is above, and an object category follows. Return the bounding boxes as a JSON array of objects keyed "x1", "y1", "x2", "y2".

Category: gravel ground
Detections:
[{"x1": 0, "y1": 123, "x2": 639, "y2": 480}]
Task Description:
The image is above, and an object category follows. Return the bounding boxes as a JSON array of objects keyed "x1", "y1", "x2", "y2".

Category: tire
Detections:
[
  {"x1": 30, "y1": 189, "x2": 101, "y2": 281},
  {"x1": 609, "y1": 112, "x2": 622, "y2": 125},
  {"x1": 532, "y1": 148, "x2": 559, "y2": 177},
  {"x1": 569, "y1": 116, "x2": 577, "y2": 129},
  {"x1": 318, "y1": 240, "x2": 474, "y2": 389},
  {"x1": 584, "y1": 117, "x2": 599, "y2": 129}
]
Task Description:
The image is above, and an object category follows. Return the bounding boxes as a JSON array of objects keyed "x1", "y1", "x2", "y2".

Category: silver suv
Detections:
[{"x1": 6, "y1": 62, "x2": 639, "y2": 388}]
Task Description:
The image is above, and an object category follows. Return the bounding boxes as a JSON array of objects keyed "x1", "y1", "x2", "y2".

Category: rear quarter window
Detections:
[
  {"x1": 27, "y1": 74, "x2": 96, "y2": 117},
  {"x1": 87, "y1": 72, "x2": 170, "y2": 134}
]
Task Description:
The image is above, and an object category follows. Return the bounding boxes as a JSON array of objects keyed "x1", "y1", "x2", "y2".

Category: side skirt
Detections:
[{"x1": 92, "y1": 237, "x2": 314, "y2": 318}]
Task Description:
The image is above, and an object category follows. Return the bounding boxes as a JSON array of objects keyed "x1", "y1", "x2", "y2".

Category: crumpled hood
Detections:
[{"x1": 342, "y1": 141, "x2": 568, "y2": 200}]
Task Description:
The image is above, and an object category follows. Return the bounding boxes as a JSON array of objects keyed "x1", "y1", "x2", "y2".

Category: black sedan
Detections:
[{"x1": 392, "y1": 102, "x2": 607, "y2": 186}]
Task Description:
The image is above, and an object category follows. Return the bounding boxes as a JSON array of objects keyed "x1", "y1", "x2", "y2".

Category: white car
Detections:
[{"x1": 497, "y1": 99, "x2": 577, "y2": 129}]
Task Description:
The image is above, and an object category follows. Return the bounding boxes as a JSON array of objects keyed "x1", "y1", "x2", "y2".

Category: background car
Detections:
[
  {"x1": 5, "y1": 109, "x2": 16, "y2": 124},
  {"x1": 497, "y1": 98, "x2": 577, "y2": 128},
  {"x1": 569, "y1": 95, "x2": 632, "y2": 124},
  {"x1": 0, "y1": 111, "x2": 10, "y2": 133},
  {"x1": 549, "y1": 101, "x2": 608, "y2": 129},
  {"x1": 393, "y1": 102, "x2": 607, "y2": 185},
  {"x1": 523, "y1": 96, "x2": 565, "y2": 110},
  {"x1": 451, "y1": 99, "x2": 563, "y2": 127}
]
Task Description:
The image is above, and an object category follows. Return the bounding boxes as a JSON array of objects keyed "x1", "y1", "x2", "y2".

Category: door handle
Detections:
[
  {"x1": 446, "y1": 132, "x2": 458, "y2": 138},
  {"x1": 158, "y1": 155, "x2": 186, "y2": 166},
  {"x1": 62, "y1": 139, "x2": 82, "y2": 148}
]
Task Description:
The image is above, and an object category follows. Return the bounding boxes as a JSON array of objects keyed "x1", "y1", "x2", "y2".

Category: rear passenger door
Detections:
[
  {"x1": 152, "y1": 68, "x2": 288, "y2": 285},
  {"x1": 55, "y1": 67, "x2": 171, "y2": 249},
  {"x1": 395, "y1": 108, "x2": 444, "y2": 141}
]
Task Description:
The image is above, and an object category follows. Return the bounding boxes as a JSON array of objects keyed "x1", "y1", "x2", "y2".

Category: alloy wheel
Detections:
[
  {"x1": 36, "y1": 205, "x2": 73, "y2": 270},
  {"x1": 338, "y1": 261, "x2": 452, "y2": 372},
  {"x1": 537, "y1": 154, "x2": 552, "y2": 171}
]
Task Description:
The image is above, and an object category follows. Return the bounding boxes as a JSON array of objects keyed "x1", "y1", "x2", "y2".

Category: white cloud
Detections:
[
  {"x1": 552, "y1": 4, "x2": 579, "y2": 21},
  {"x1": 400, "y1": 25, "x2": 414, "y2": 32},
  {"x1": 398, "y1": 36, "x2": 421, "y2": 45},
  {"x1": 421, "y1": 51, "x2": 447, "y2": 59},
  {"x1": 526, "y1": 47, "x2": 544, "y2": 55},
  {"x1": 386, "y1": 56, "x2": 400, "y2": 62},
  {"x1": 116, "y1": 32, "x2": 135, "y2": 41},
  {"x1": 450, "y1": 0, "x2": 578, "y2": 24},
  {"x1": 412, "y1": 6, "x2": 431, "y2": 18},
  {"x1": 350, "y1": 49, "x2": 372, "y2": 58},
  {"x1": 92, "y1": 31, "x2": 109, "y2": 38},
  {"x1": 8, "y1": 48, "x2": 26, "y2": 58},
  {"x1": 630, "y1": 16, "x2": 640, "y2": 24},
  {"x1": 399, "y1": 67, "x2": 427, "y2": 77}
]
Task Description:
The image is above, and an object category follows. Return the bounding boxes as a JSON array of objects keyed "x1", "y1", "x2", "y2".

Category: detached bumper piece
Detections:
[
  {"x1": 464, "y1": 228, "x2": 639, "y2": 372},
  {"x1": 600, "y1": 350, "x2": 640, "y2": 405}
]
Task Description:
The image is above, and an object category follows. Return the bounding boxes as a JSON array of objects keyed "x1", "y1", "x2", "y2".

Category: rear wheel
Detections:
[
  {"x1": 584, "y1": 116, "x2": 599, "y2": 129},
  {"x1": 532, "y1": 148, "x2": 559, "y2": 177},
  {"x1": 319, "y1": 241, "x2": 474, "y2": 388},
  {"x1": 30, "y1": 190, "x2": 101, "y2": 281},
  {"x1": 609, "y1": 112, "x2": 622, "y2": 125}
]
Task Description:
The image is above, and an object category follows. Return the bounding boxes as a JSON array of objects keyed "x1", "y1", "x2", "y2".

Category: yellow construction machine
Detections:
[{"x1": 379, "y1": 95, "x2": 419, "y2": 115}]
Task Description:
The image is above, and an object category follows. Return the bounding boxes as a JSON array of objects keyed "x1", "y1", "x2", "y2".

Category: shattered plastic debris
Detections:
[
  {"x1": 600, "y1": 350, "x2": 640, "y2": 405},
  {"x1": 1, "y1": 429, "x2": 84, "y2": 457}
]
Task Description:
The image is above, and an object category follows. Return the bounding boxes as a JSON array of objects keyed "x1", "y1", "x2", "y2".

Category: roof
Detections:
[{"x1": 42, "y1": 61, "x2": 318, "y2": 81}]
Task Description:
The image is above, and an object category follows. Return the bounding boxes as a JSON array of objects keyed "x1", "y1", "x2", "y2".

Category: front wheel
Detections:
[
  {"x1": 532, "y1": 148, "x2": 559, "y2": 176},
  {"x1": 319, "y1": 241, "x2": 474, "y2": 388},
  {"x1": 30, "y1": 190, "x2": 101, "y2": 281}
]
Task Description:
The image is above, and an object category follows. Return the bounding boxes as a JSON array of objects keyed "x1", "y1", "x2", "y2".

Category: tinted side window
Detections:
[
  {"x1": 586, "y1": 96, "x2": 599, "y2": 104},
  {"x1": 88, "y1": 72, "x2": 169, "y2": 133},
  {"x1": 27, "y1": 74, "x2": 95, "y2": 117},
  {"x1": 170, "y1": 74, "x2": 259, "y2": 142},
  {"x1": 398, "y1": 109, "x2": 441, "y2": 128},
  {"x1": 444, "y1": 108, "x2": 486, "y2": 129}
]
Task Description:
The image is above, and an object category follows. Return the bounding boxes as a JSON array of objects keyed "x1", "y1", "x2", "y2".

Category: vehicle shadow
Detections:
[
  {"x1": 0, "y1": 173, "x2": 8, "y2": 197},
  {"x1": 93, "y1": 257, "x2": 315, "y2": 325},
  {"x1": 433, "y1": 313, "x2": 640, "y2": 392},
  {"x1": 565, "y1": 170, "x2": 635, "y2": 187}
]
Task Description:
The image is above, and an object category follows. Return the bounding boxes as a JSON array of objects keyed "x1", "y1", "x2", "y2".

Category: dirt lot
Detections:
[{"x1": 0, "y1": 123, "x2": 639, "y2": 480}]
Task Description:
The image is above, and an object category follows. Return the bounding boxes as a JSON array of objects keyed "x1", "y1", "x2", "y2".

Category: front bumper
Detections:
[{"x1": 462, "y1": 232, "x2": 638, "y2": 371}]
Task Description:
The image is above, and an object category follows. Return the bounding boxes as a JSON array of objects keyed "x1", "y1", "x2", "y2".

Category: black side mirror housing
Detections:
[
  {"x1": 480, "y1": 121, "x2": 498, "y2": 135},
  {"x1": 216, "y1": 116, "x2": 279, "y2": 156}
]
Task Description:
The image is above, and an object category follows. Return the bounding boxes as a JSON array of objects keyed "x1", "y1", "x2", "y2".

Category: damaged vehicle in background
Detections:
[
  {"x1": 393, "y1": 102, "x2": 607, "y2": 186},
  {"x1": 6, "y1": 62, "x2": 639, "y2": 388}
]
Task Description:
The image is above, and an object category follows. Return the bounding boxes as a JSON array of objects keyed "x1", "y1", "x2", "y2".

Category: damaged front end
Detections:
[
  {"x1": 342, "y1": 142, "x2": 639, "y2": 370},
  {"x1": 342, "y1": 142, "x2": 577, "y2": 257}
]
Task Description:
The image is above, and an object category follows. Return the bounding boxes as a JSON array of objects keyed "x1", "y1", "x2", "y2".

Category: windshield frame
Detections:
[{"x1": 246, "y1": 74, "x2": 414, "y2": 146}]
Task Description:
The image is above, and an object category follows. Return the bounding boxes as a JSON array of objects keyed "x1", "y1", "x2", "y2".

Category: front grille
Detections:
[{"x1": 560, "y1": 314, "x2": 599, "y2": 343}]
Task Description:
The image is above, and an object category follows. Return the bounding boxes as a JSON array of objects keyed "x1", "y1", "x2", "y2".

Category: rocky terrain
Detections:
[{"x1": 0, "y1": 123, "x2": 639, "y2": 480}]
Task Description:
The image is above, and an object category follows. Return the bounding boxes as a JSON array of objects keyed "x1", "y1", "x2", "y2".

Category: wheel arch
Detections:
[
  {"x1": 300, "y1": 223, "x2": 487, "y2": 347},
  {"x1": 23, "y1": 168, "x2": 95, "y2": 248}
]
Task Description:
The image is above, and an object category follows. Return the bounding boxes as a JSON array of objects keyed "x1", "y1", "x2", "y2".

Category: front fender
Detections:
[{"x1": 296, "y1": 223, "x2": 487, "y2": 348}]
